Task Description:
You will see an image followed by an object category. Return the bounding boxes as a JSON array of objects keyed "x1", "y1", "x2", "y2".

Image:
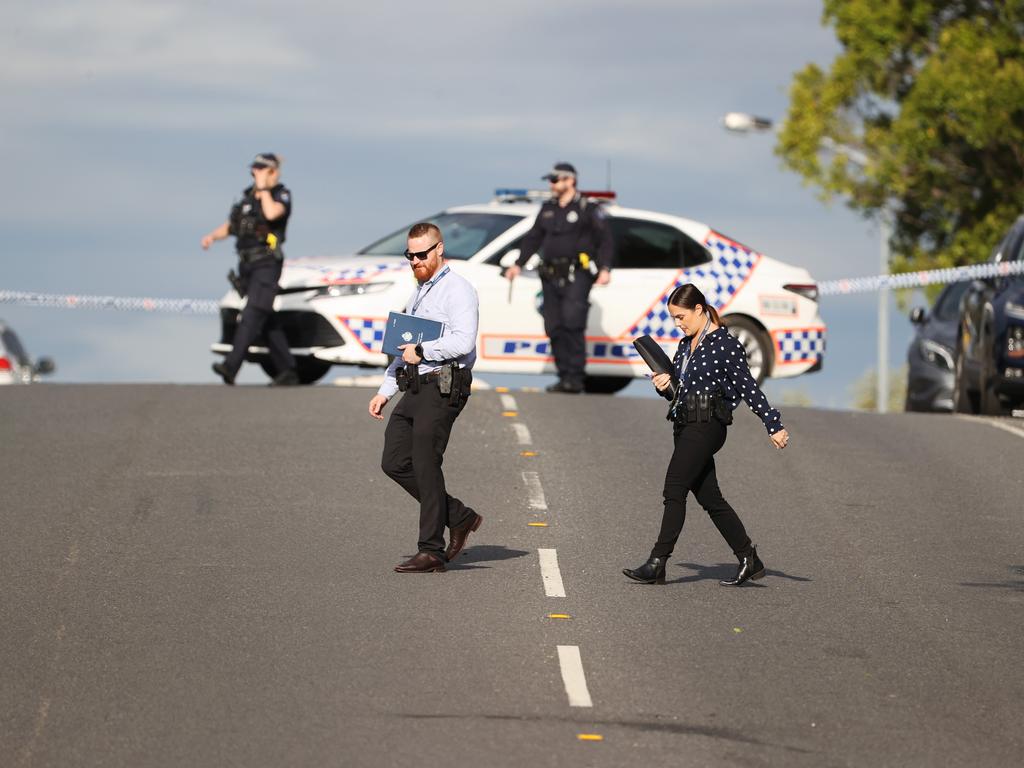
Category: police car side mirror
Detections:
[
  {"x1": 34, "y1": 357, "x2": 55, "y2": 376},
  {"x1": 499, "y1": 250, "x2": 521, "y2": 268},
  {"x1": 909, "y1": 307, "x2": 926, "y2": 325}
]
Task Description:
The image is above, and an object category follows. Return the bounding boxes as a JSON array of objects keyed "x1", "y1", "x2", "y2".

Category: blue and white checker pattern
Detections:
[
  {"x1": 775, "y1": 329, "x2": 826, "y2": 363},
  {"x1": 627, "y1": 233, "x2": 761, "y2": 339},
  {"x1": 341, "y1": 317, "x2": 388, "y2": 351},
  {"x1": 285, "y1": 261, "x2": 407, "y2": 284}
]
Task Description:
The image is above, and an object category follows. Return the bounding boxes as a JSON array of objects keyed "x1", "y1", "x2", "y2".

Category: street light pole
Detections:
[
  {"x1": 721, "y1": 113, "x2": 890, "y2": 414},
  {"x1": 877, "y1": 214, "x2": 890, "y2": 413}
]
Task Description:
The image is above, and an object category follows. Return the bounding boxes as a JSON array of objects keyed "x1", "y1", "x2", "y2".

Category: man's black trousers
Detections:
[
  {"x1": 224, "y1": 259, "x2": 296, "y2": 377},
  {"x1": 380, "y1": 376, "x2": 475, "y2": 557},
  {"x1": 650, "y1": 418, "x2": 753, "y2": 559},
  {"x1": 541, "y1": 272, "x2": 594, "y2": 388}
]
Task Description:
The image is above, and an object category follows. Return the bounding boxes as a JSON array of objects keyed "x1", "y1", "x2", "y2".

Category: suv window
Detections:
[
  {"x1": 993, "y1": 221, "x2": 1024, "y2": 263},
  {"x1": 608, "y1": 217, "x2": 711, "y2": 269},
  {"x1": 932, "y1": 281, "x2": 969, "y2": 322}
]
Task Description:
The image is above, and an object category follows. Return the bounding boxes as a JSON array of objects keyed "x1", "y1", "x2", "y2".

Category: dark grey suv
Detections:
[{"x1": 905, "y1": 282, "x2": 970, "y2": 412}]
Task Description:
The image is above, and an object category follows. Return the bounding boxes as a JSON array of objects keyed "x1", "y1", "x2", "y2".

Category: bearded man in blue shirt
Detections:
[{"x1": 368, "y1": 222, "x2": 483, "y2": 573}]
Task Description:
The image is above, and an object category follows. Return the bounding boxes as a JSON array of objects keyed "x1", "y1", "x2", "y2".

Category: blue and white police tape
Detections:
[
  {"x1": 817, "y1": 259, "x2": 1024, "y2": 296},
  {"x1": 0, "y1": 289, "x2": 220, "y2": 315},
  {"x1": 2, "y1": 258, "x2": 1023, "y2": 314}
]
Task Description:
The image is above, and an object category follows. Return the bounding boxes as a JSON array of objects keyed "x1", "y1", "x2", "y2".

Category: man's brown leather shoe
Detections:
[
  {"x1": 394, "y1": 552, "x2": 447, "y2": 573},
  {"x1": 445, "y1": 511, "x2": 483, "y2": 561}
]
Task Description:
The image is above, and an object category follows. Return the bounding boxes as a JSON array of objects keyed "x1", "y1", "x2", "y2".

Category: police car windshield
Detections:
[{"x1": 358, "y1": 212, "x2": 523, "y2": 260}]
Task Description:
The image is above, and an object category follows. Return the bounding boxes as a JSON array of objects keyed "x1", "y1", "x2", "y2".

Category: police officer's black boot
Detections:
[
  {"x1": 212, "y1": 362, "x2": 235, "y2": 386},
  {"x1": 270, "y1": 368, "x2": 301, "y2": 386},
  {"x1": 546, "y1": 379, "x2": 583, "y2": 394},
  {"x1": 622, "y1": 556, "x2": 669, "y2": 584},
  {"x1": 719, "y1": 546, "x2": 765, "y2": 587}
]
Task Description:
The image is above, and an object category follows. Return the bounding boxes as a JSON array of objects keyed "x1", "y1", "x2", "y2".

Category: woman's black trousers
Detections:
[{"x1": 651, "y1": 418, "x2": 753, "y2": 559}]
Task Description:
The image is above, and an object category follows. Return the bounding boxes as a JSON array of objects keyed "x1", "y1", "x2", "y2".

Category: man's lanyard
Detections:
[{"x1": 411, "y1": 265, "x2": 450, "y2": 316}]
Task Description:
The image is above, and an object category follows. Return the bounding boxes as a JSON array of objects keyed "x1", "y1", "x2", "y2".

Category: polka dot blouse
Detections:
[{"x1": 663, "y1": 327, "x2": 784, "y2": 435}]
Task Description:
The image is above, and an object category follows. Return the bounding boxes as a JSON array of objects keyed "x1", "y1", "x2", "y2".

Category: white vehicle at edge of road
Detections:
[{"x1": 211, "y1": 190, "x2": 827, "y2": 391}]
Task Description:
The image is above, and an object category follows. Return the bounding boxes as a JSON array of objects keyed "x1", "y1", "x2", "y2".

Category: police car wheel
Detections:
[
  {"x1": 723, "y1": 316, "x2": 771, "y2": 385},
  {"x1": 583, "y1": 375, "x2": 632, "y2": 395},
  {"x1": 259, "y1": 357, "x2": 332, "y2": 385}
]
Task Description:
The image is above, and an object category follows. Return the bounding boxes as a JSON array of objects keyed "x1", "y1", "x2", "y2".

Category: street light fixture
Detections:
[{"x1": 721, "y1": 112, "x2": 891, "y2": 414}]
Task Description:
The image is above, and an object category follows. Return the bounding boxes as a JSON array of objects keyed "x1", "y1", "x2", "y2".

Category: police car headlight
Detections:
[
  {"x1": 919, "y1": 339, "x2": 954, "y2": 371},
  {"x1": 309, "y1": 282, "x2": 394, "y2": 300}
]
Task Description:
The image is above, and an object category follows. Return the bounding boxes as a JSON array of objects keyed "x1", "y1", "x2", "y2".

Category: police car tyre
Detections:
[
  {"x1": 723, "y1": 316, "x2": 771, "y2": 385},
  {"x1": 583, "y1": 375, "x2": 632, "y2": 394},
  {"x1": 259, "y1": 356, "x2": 332, "y2": 385}
]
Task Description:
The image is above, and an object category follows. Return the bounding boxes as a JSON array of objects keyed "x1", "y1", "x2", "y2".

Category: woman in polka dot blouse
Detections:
[{"x1": 623, "y1": 283, "x2": 790, "y2": 587}]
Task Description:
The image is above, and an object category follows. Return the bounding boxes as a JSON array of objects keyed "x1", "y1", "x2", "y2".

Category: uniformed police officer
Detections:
[
  {"x1": 201, "y1": 152, "x2": 299, "y2": 386},
  {"x1": 368, "y1": 222, "x2": 482, "y2": 573},
  {"x1": 504, "y1": 162, "x2": 613, "y2": 393}
]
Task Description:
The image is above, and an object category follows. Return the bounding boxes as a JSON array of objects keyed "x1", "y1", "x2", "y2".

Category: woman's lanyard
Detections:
[
  {"x1": 670, "y1": 318, "x2": 712, "y2": 416},
  {"x1": 679, "y1": 318, "x2": 712, "y2": 383},
  {"x1": 410, "y1": 265, "x2": 450, "y2": 316}
]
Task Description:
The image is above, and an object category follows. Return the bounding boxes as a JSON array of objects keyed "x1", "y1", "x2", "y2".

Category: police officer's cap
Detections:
[
  {"x1": 542, "y1": 162, "x2": 577, "y2": 182},
  {"x1": 251, "y1": 153, "x2": 280, "y2": 170}
]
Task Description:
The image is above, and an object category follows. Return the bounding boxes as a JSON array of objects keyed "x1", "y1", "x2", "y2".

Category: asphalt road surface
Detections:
[{"x1": 2, "y1": 384, "x2": 1022, "y2": 767}]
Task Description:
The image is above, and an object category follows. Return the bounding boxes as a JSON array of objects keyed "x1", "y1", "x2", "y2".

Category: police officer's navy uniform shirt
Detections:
[
  {"x1": 665, "y1": 327, "x2": 784, "y2": 435},
  {"x1": 516, "y1": 193, "x2": 613, "y2": 270},
  {"x1": 231, "y1": 183, "x2": 292, "y2": 252},
  {"x1": 378, "y1": 264, "x2": 479, "y2": 399}
]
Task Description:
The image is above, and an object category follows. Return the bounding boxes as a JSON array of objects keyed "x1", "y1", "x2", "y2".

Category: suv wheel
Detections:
[{"x1": 952, "y1": 335, "x2": 977, "y2": 414}]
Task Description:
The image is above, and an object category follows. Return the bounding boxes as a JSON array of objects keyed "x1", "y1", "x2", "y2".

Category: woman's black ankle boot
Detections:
[
  {"x1": 623, "y1": 556, "x2": 668, "y2": 584},
  {"x1": 720, "y1": 546, "x2": 765, "y2": 587}
]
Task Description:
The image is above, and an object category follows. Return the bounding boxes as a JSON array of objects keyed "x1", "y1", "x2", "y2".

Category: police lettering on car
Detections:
[
  {"x1": 202, "y1": 152, "x2": 300, "y2": 386},
  {"x1": 504, "y1": 162, "x2": 614, "y2": 393}
]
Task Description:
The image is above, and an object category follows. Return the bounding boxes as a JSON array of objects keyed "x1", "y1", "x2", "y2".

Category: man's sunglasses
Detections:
[{"x1": 404, "y1": 241, "x2": 441, "y2": 261}]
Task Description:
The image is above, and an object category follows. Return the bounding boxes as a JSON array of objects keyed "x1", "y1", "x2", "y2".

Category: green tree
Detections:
[
  {"x1": 777, "y1": 1, "x2": 1024, "y2": 273},
  {"x1": 851, "y1": 365, "x2": 909, "y2": 411}
]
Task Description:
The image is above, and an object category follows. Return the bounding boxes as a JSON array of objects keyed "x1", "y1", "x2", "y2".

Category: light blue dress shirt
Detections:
[{"x1": 377, "y1": 264, "x2": 479, "y2": 398}]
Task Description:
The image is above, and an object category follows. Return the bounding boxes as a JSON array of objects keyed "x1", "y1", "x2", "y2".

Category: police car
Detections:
[
  {"x1": 0, "y1": 320, "x2": 55, "y2": 385},
  {"x1": 212, "y1": 190, "x2": 826, "y2": 390}
]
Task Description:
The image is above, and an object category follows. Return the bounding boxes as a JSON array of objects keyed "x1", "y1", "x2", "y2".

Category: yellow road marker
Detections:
[
  {"x1": 547, "y1": 613, "x2": 572, "y2": 620},
  {"x1": 520, "y1": 450, "x2": 538, "y2": 457},
  {"x1": 577, "y1": 733, "x2": 604, "y2": 742},
  {"x1": 502, "y1": 411, "x2": 518, "y2": 417},
  {"x1": 733, "y1": 627, "x2": 743, "y2": 633},
  {"x1": 495, "y1": 386, "x2": 510, "y2": 393},
  {"x1": 527, "y1": 522, "x2": 548, "y2": 527}
]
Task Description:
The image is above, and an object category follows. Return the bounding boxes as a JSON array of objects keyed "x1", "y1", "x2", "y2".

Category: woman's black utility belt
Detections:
[{"x1": 670, "y1": 391, "x2": 733, "y2": 426}]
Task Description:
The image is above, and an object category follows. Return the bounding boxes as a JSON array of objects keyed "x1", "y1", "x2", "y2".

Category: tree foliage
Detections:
[{"x1": 777, "y1": 1, "x2": 1024, "y2": 273}]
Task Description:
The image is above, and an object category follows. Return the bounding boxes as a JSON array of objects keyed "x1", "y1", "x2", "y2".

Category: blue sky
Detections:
[{"x1": 1, "y1": 0, "x2": 922, "y2": 406}]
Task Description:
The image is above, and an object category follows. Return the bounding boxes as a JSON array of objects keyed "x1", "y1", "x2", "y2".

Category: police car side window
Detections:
[
  {"x1": 1, "y1": 329, "x2": 29, "y2": 365},
  {"x1": 608, "y1": 218, "x2": 711, "y2": 269}
]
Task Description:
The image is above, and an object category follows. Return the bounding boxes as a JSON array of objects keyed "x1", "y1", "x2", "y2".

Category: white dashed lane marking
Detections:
[
  {"x1": 511, "y1": 423, "x2": 532, "y2": 445},
  {"x1": 538, "y1": 549, "x2": 566, "y2": 597},
  {"x1": 556, "y1": 646, "x2": 594, "y2": 708},
  {"x1": 500, "y1": 394, "x2": 519, "y2": 411},
  {"x1": 522, "y1": 471, "x2": 548, "y2": 511},
  {"x1": 956, "y1": 415, "x2": 1024, "y2": 440}
]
